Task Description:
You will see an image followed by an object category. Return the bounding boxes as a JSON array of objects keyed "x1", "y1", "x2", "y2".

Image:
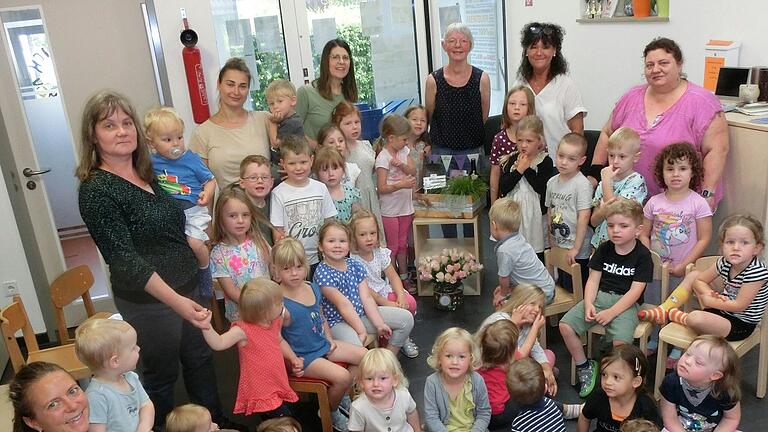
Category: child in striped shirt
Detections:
[{"x1": 506, "y1": 358, "x2": 565, "y2": 432}]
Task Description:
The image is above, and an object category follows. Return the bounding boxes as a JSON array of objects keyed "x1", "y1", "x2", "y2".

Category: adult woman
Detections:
[
  {"x1": 590, "y1": 38, "x2": 728, "y2": 209},
  {"x1": 10, "y1": 362, "x2": 89, "y2": 432},
  {"x1": 76, "y1": 91, "x2": 241, "y2": 431},
  {"x1": 517, "y1": 22, "x2": 586, "y2": 156},
  {"x1": 297, "y1": 39, "x2": 358, "y2": 144},
  {"x1": 189, "y1": 57, "x2": 270, "y2": 187},
  {"x1": 425, "y1": 22, "x2": 490, "y2": 170}
]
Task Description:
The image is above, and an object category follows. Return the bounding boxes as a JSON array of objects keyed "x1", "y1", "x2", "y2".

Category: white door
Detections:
[{"x1": 0, "y1": 1, "x2": 160, "y2": 336}]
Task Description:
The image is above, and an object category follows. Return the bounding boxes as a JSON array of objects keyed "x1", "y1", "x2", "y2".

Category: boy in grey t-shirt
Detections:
[
  {"x1": 490, "y1": 197, "x2": 555, "y2": 306},
  {"x1": 546, "y1": 133, "x2": 594, "y2": 290}
]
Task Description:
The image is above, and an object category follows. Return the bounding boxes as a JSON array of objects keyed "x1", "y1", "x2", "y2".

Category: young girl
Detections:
[
  {"x1": 165, "y1": 404, "x2": 224, "y2": 432},
  {"x1": 578, "y1": 344, "x2": 662, "y2": 432},
  {"x1": 404, "y1": 105, "x2": 431, "y2": 190},
  {"x1": 478, "y1": 284, "x2": 557, "y2": 399},
  {"x1": 200, "y1": 277, "x2": 298, "y2": 420},
  {"x1": 313, "y1": 146, "x2": 361, "y2": 223},
  {"x1": 317, "y1": 122, "x2": 361, "y2": 187},
  {"x1": 314, "y1": 220, "x2": 414, "y2": 354},
  {"x1": 349, "y1": 209, "x2": 419, "y2": 358},
  {"x1": 660, "y1": 335, "x2": 741, "y2": 432},
  {"x1": 423, "y1": 327, "x2": 491, "y2": 432},
  {"x1": 641, "y1": 214, "x2": 768, "y2": 340},
  {"x1": 375, "y1": 114, "x2": 417, "y2": 290},
  {"x1": 210, "y1": 184, "x2": 272, "y2": 322},
  {"x1": 348, "y1": 348, "x2": 422, "y2": 432},
  {"x1": 498, "y1": 115, "x2": 556, "y2": 258},
  {"x1": 273, "y1": 237, "x2": 366, "y2": 432},
  {"x1": 476, "y1": 319, "x2": 521, "y2": 429},
  {"x1": 490, "y1": 85, "x2": 536, "y2": 204}
]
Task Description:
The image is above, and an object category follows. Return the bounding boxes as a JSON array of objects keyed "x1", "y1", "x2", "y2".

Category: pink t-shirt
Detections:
[
  {"x1": 375, "y1": 146, "x2": 414, "y2": 217},
  {"x1": 610, "y1": 82, "x2": 723, "y2": 203},
  {"x1": 643, "y1": 190, "x2": 713, "y2": 267}
]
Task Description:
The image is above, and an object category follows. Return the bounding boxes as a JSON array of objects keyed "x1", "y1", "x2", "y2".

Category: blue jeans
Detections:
[
  {"x1": 115, "y1": 282, "x2": 223, "y2": 430},
  {"x1": 430, "y1": 146, "x2": 487, "y2": 238}
]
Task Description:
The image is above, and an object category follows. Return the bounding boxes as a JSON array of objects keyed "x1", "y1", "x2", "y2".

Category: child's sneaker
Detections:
[
  {"x1": 338, "y1": 394, "x2": 351, "y2": 417},
  {"x1": 577, "y1": 359, "x2": 598, "y2": 398},
  {"x1": 331, "y1": 409, "x2": 348, "y2": 432},
  {"x1": 562, "y1": 403, "x2": 584, "y2": 420},
  {"x1": 402, "y1": 279, "x2": 417, "y2": 295},
  {"x1": 665, "y1": 348, "x2": 682, "y2": 370},
  {"x1": 401, "y1": 338, "x2": 419, "y2": 358}
]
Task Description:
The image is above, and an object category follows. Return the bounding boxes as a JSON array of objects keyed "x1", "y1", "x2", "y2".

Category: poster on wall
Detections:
[{"x1": 464, "y1": 0, "x2": 499, "y2": 85}]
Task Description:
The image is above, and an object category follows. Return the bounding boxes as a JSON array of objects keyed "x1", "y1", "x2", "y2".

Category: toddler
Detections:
[
  {"x1": 266, "y1": 79, "x2": 303, "y2": 180},
  {"x1": 507, "y1": 358, "x2": 566, "y2": 432},
  {"x1": 578, "y1": 345, "x2": 661, "y2": 432},
  {"x1": 144, "y1": 106, "x2": 216, "y2": 297},
  {"x1": 423, "y1": 327, "x2": 491, "y2": 431},
  {"x1": 499, "y1": 115, "x2": 556, "y2": 259},
  {"x1": 313, "y1": 146, "x2": 361, "y2": 223},
  {"x1": 257, "y1": 417, "x2": 302, "y2": 432},
  {"x1": 660, "y1": 335, "x2": 741, "y2": 432},
  {"x1": 74, "y1": 318, "x2": 154, "y2": 432},
  {"x1": 317, "y1": 122, "x2": 361, "y2": 187},
  {"x1": 348, "y1": 348, "x2": 422, "y2": 432},
  {"x1": 590, "y1": 127, "x2": 647, "y2": 249},
  {"x1": 375, "y1": 114, "x2": 417, "y2": 289},
  {"x1": 270, "y1": 135, "x2": 338, "y2": 275},
  {"x1": 490, "y1": 85, "x2": 536, "y2": 204},
  {"x1": 489, "y1": 197, "x2": 555, "y2": 306},
  {"x1": 211, "y1": 184, "x2": 272, "y2": 322},
  {"x1": 350, "y1": 209, "x2": 419, "y2": 358},
  {"x1": 201, "y1": 277, "x2": 298, "y2": 420},
  {"x1": 560, "y1": 199, "x2": 653, "y2": 398},
  {"x1": 239, "y1": 154, "x2": 277, "y2": 244},
  {"x1": 620, "y1": 419, "x2": 660, "y2": 432},
  {"x1": 165, "y1": 404, "x2": 239, "y2": 432},
  {"x1": 546, "y1": 133, "x2": 594, "y2": 289}
]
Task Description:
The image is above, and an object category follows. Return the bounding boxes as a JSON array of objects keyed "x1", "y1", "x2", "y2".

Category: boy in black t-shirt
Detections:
[{"x1": 559, "y1": 198, "x2": 653, "y2": 397}]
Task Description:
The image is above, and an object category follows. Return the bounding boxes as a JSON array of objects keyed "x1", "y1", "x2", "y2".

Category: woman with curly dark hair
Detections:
[{"x1": 517, "y1": 22, "x2": 586, "y2": 156}]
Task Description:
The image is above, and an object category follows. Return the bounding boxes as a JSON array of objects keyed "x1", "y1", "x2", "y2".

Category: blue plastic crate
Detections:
[{"x1": 359, "y1": 107, "x2": 383, "y2": 142}]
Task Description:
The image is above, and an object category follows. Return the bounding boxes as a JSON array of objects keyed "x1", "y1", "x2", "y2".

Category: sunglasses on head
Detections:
[{"x1": 528, "y1": 24, "x2": 554, "y2": 36}]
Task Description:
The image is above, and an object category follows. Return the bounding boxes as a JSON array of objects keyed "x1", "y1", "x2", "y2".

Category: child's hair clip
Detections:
[{"x1": 635, "y1": 357, "x2": 641, "y2": 376}]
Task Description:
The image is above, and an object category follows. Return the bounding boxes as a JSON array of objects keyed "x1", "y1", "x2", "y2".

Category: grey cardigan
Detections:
[{"x1": 423, "y1": 371, "x2": 491, "y2": 432}]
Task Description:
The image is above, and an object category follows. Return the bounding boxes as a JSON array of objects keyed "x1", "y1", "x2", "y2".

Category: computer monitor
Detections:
[{"x1": 715, "y1": 67, "x2": 751, "y2": 99}]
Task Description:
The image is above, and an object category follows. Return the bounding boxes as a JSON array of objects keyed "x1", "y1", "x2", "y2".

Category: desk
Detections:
[{"x1": 413, "y1": 215, "x2": 482, "y2": 296}]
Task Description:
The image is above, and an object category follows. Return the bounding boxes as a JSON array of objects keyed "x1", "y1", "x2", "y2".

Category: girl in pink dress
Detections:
[{"x1": 201, "y1": 277, "x2": 298, "y2": 419}]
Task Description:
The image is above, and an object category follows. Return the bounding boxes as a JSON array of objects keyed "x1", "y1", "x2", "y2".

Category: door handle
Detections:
[{"x1": 23, "y1": 167, "x2": 52, "y2": 177}]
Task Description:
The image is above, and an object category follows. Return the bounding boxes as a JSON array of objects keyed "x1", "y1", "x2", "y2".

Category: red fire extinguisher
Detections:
[{"x1": 180, "y1": 9, "x2": 210, "y2": 124}]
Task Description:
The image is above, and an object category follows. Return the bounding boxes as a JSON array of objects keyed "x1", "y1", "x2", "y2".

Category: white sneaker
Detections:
[{"x1": 401, "y1": 338, "x2": 419, "y2": 358}]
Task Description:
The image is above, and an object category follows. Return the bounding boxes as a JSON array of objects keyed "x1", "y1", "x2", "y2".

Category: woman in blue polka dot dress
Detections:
[{"x1": 313, "y1": 220, "x2": 414, "y2": 355}]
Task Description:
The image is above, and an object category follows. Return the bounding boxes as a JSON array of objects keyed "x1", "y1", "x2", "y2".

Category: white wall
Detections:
[
  {"x1": 505, "y1": 0, "x2": 768, "y2": 130},
  {"x1": 154, "y1": 1, "x2": 222, "y2": 140}
]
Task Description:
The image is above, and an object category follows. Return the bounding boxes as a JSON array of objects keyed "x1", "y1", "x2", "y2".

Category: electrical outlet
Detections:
[{"x1": 2, "y1": 280, "x2": 18, "y2": 297}]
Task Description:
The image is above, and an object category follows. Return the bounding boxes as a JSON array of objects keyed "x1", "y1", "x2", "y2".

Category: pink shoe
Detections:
[{"x1": 665, "y1": 355, "x2": 679, "y2": 370}]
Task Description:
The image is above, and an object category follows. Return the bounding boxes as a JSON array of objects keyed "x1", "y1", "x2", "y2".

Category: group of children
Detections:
[{"x1": 61, "y1": 79, "x2": 768, "y2": 432}]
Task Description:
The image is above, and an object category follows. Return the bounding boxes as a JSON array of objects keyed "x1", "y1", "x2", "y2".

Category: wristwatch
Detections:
[{"x1": 701, "y1": 189, "x2": 715, "y2": 198}]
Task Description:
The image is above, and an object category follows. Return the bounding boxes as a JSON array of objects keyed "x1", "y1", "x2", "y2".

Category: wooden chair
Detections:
[
  {"x1": 569, "y1": 251, "x2": 669, "y2": 385},
  {"x1": 542, "y1": 246, "x2": 584, "y2": 350},
  {"x1": 654, "y1": 255, "x2": 768, "y2": 399},
  {"x1": 289, "y1": 375, "x2": 333, "y2": 431},
  {"x1": 49, "y1": 265, "x2": 112, "y2": 344},
  {"x1": 1, "y1": 296, "x2": 90, "y2": 379}
]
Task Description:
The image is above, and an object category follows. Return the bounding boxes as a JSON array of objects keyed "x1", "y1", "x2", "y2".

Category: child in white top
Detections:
[
  {"x1": 375, "y1": 114, "x2": 417, "y2": 290},
  {"x1": 211, "y1": 185, "x2": 272, "y2": 322},
  {"x1": 74, "y1": 318, "x2": 154, "y2": 432},
  {"x1": 350, "y1": 209, "x2": 419, "y2": 358},
  {"x1": 316, "y1": 122, "x2": 361, "y2": 187},
  {"x1": 404, "y1": 105, "x2": 431, "y2": 190},
  {"x1": 349, "y1": 348, "x2": 422, "y2": 432}
]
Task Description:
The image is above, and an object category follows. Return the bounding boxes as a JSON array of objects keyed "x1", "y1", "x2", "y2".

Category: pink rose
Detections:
[
  {"x1": 457, "y1": 271, "x2": 467, "y2": 279},
  {"x1": 445, "y1": 264, "x2": 454, "y2": 273}
]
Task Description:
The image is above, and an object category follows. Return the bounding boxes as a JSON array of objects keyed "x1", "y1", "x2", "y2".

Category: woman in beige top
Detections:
[{"x1": 190, "y1": 58, "x2": 270, "y2": 187}]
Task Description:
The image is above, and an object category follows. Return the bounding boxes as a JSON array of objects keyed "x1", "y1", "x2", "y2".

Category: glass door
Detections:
[{"x1": 428, "y1": 0, "x2": 507, "y2": 116}]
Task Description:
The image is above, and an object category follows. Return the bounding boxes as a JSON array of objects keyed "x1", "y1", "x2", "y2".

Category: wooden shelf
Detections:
[
  {"x1": 413, "y1": 215, "x2": 483, "y2": 297},
  {"x1": 576, "y1": 16, "x2": 669, "y2": 23}
]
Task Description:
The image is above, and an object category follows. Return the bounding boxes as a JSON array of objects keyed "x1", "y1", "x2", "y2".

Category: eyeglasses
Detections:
[
  {"x1": 445, "y1": 38, "x2": 470, "y2": 46},
  {"x1": 528, "y1": 24, "x2": 554, "y2": 36},
  {"x1": 241, "y1": 175, "x2": 272, "y2": 183},
  {"x1": 330, "y1": 54, "x2": 350, "y2": 63}
]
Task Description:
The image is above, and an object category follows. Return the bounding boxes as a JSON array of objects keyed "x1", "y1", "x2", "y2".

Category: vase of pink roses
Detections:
[{"x1": 417, "y1": 248, "x2": 482, "y2": 311}]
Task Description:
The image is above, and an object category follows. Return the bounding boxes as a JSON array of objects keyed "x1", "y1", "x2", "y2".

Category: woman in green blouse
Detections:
[{"x1": 76, "y1": 90, "x2": 242, "y2": 431}]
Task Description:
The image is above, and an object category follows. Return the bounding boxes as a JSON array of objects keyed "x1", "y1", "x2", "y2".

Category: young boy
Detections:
[
  {"x1": 239, "y1": 154, "x2": 276, "y2": 245},
  {"x1": 266, "y1": 79, "x2": 304, "y2": 179},
  {"x1": 490, "y1": 197, "x2": 555, "y2": 306},
  {"x1": 75, "y1": 318, "x2": 154, "y2": 432},
  {"x1": 590, "y1": 127, "x2": 647, "y2": 249},
  {"x1": 546, "y1": 132, "x2": 594, "y2": 290},
  {"x1": 145, "y1": 107, "x2": 216, "y2": 297},
  {"x1": 506, "y1": 357, "x2": 566, "y2": 432},
  {"x1": 270, "y1": 135, "x2": 337, "y2": 275},
  {"x1": 165, "y1": 403, "x2": 242, "y2": 432},
  {"x1": 558, "y1": 199, "x2": 653, "y2": 397}
]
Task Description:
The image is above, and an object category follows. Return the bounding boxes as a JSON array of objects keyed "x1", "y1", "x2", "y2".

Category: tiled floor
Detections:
[{"x1": 4, "y1": 211, "x2": 767, "y2": 431}]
